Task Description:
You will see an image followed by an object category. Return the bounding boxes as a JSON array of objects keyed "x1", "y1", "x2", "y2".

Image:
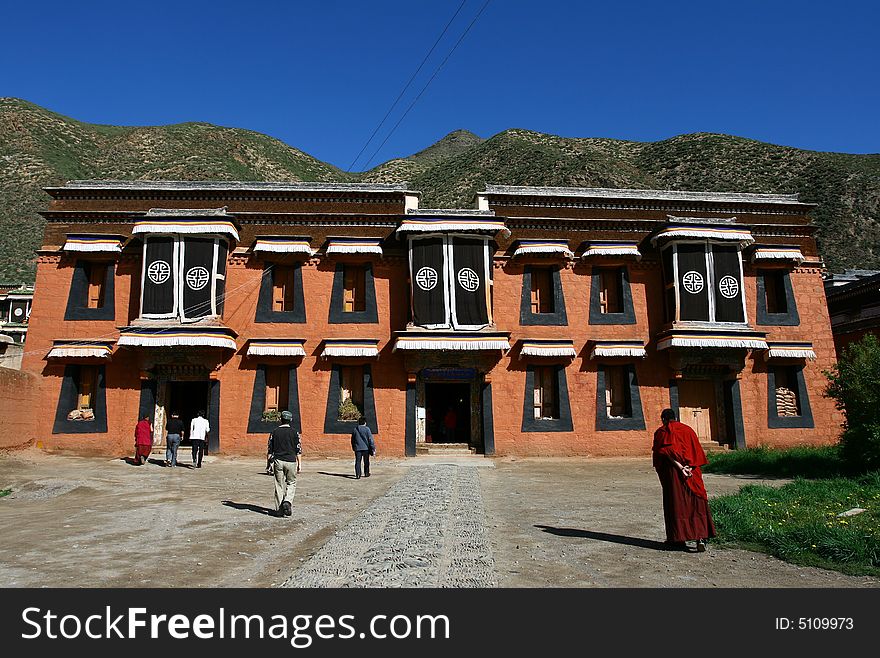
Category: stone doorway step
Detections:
[{"x1": 416, "y1": 442, "x2": 478, "y2": 456}]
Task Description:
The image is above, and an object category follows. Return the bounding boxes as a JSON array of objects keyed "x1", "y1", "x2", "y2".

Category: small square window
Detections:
[
  {"x1": 598, "y1": 269, "x2": 623, "y2": 314},
  {"x1": 604, "y1": 365, "x2": 631, "y2": 418},
  {"x1": 343, "y1": 265, "x2": 367, "y2": 313},
  {"x1": 272, "y1": 266, "x2": 296, "y2": 313},
  {"x1": 339, "y1": 366, "x2": 364, "y2": 420},
  {"x1": 532, "y1": 366, "x2": 560, "y2": 420},
  {"x1": 264, "y1": 366, "x2": 290, "y2": 414},
  {"x1": 530, "y1": 268, "x2": 554, "y2": 314},
  {"x1": 765, "y1": 271, "x2": 788, "y2": 314},
  {"x1": 77, "y1": 366, "x2": 98, "y2": 414},
  {"x1": 86, "y1": 262, "x2": 108, "y2": 309},
  {"x1": 774, "y1": 367, "x2": 801, "y2": 417}
]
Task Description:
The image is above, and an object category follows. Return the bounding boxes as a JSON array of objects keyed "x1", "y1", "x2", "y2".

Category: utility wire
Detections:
[
  {"x1": 361, "y1": 0, "x2": 491, "y2": 171},
  {"x1": 346, "y1": 0, "x2": 468, "y2": 173}
]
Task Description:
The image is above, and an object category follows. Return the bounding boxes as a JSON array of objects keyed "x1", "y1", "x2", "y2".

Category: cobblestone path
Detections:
[{"x1": 281, "y1": 465, "x2": 497, "y2": 587}]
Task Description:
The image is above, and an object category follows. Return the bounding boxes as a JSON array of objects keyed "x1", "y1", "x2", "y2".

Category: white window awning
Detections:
[
  {"x1": 325, "y1": 237, "x2": 384, "y2": 256},
  {"x1": 397, "y1": 216, "x2": 510, "y2": 237},
  {"x1": 656, "y1": 331, "x2": 768, "y2": 351},
  {"x1": 512, "y1": 240, "x2": 573, "y2": 259},
  {"x1": 134, "y1": 208, "x2": 240, "y2": 241},
  {"x1": 253, "y1": 237, "x2": 314, "y2": 255},
  {"x1": 62, "y1": 234, "x2": 124, "y2": 253},
  {"x1": 393, "y1": 333, "x2": 510, "y2": 352},
  {"x1": 47, "y1": 340, "x2": 115, "y2": 359},
  {"x1": 765, "y1": 342, "x2": 816, "y2": 360},
  {"x1": 752, "y1": 247, "x2": 805, "y2": 263},
  {"x1": 321, "y1": 339, "x2": 380, "y2": 358},
  {"x1": 581, "y1": 241, "x2": 642, "y2": 260},
  {"x1": 651, "y1": 222, "x2": 754, "y2": 247},
  {"x1": 519, "y1": 339, "x2": 577, "y2": 358},
  {"x1": 118, "y1": 327, "x2": 237, "y2": 350},
  {"x1": 246, "y1": 339, "x2": 307, "y2": 357},
  {"x1": 590, "y1": 341, "x2": 647, "y2": 358}
]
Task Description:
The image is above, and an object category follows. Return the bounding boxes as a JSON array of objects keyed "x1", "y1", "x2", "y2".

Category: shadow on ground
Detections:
[
  {"x1": 535, "y1": 525, "x2": 675, "y2": 551},
  {"x1": 317, "y1": 471, "x2": 357, "y2": 479},
  {"x1": 222, "y1": 500, "x2": 276, "y2": 516}
]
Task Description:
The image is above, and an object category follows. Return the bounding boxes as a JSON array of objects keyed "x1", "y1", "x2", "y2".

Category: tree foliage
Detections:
[{"x1": 825, "y1": 334, "x2": 880, "y2": 471}]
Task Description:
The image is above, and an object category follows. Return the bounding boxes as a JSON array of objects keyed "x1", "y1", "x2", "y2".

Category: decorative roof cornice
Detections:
[
  {"x1": 484, "y1": 184, "x2": 811, "y2": 207},
  {"x1": 47, "y1": 180, "x2": 418, "y2": 195}
]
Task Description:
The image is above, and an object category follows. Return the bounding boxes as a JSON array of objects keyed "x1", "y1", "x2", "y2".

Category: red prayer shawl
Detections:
[
  {"x1": 652, "y1": 420, "x2": 709, "y2": 499},
  {"x1": 134, "y1": 419, "x2": 153, "y2": 446}
]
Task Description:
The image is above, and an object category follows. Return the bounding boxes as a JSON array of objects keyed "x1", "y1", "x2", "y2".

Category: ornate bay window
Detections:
[
  {"x1": 654, "y1": 221, "x2": 753, "y2": 326},
  {"x1": 399, "y1": 214, "x2": 507, "y2": 330},
  {"x1": 135, "y1": 209, "x2": 238, "y2": 321}
]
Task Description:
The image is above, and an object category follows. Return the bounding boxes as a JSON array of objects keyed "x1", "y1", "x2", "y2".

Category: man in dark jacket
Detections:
[
  {"x1": 351, "y1": 416, "x2": 375, "y2": 479},
  {"x1": 268, "y1": 410, "x2": 301, "y2": 517}
]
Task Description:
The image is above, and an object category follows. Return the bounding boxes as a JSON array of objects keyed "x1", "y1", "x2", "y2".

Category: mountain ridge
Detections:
[{"x1": 1, "y1": 97, "x2": 878, "y2": 281}]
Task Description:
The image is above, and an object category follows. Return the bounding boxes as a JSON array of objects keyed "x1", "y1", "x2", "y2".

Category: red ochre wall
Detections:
[
  {"x1": 0, "y1": 366, "x2": 38, "y2": 449},
  {"x1": 22, "y1": 252, "x2": 842, "y2": 457}
]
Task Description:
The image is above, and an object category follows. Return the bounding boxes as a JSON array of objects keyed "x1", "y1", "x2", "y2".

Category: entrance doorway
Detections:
[
  {"x1": 678, "y1": 380, "x2": 718, "y2": 444},
  {"x1": 167, "y1": 381, "x2": 211, "y2": 448},
  {"x1": 425, "y1": 382, "x2": 471, "y2": 444}
]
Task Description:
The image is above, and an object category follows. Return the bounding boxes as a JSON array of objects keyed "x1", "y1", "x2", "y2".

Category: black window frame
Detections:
[
  {"x1": 589, "y1": 266, "x2": 636, "y2": 325},
  {"x1": 255, "y1": 261, "x2": 306, "y2": 323},
  {"x1": 329, "y1": 262, "x2": 378, "y2": 324},
  {"x1": 247, "y1": 364, "x2": 301, "y2": 434},
  {"x1": 521, "y1": 364, "x2": 573, "y2": 432},
  {"x1": 767, "y1": 365, "x2": 814, "y2": 428},
  {"x1": 323, "y1": 364, "x2": 379, "y2": 435},
  {"x1": 595, "y1": 363, "x2": 645, "y2": 431},
  {"x1": 756, "y1": 269, "x2": 800, "y2": 326},
  {"x1": 52, "y1": 364, "x2": 108, "y2": 434},
  {"x1": 520, "y1": 265, "x2": 568, "y2": 326},
  {"x1": 64, "y1": 260, "x2": 116, "y2": 321}
]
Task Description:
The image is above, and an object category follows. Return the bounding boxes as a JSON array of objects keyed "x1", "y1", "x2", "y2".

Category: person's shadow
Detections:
[
  {"x1": 222, "y1": 500, "x2": 277, "y2": 516},
  {"x1": 317, "y1": 471, "x2": 357, "y2": 479},
  {"x1": 535, "y1": 525, "x2": 672, "y2": 551}
]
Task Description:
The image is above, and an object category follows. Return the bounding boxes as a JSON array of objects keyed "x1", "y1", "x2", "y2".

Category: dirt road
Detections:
[{"x1": 0, "y1": 450, "x2": 876, "y2": 588}]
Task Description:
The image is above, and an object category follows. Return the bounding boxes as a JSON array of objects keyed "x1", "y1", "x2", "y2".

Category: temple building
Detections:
[
  {"x1": 21, "y1": 180, "x2": 840, "y2": 456},
  {"x1": 824, "y1": 269, "x2": 880, "y2": 356}
]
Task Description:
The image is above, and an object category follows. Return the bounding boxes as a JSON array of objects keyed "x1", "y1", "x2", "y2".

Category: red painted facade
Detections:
[{"x1": 21, "y1": 182, "x2": 842, "y2": 457}]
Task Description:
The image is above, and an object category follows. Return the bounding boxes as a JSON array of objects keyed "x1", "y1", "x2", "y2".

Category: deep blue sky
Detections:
[{"x1": 2, "y1": 0, "x2": 878, "y2": 170}]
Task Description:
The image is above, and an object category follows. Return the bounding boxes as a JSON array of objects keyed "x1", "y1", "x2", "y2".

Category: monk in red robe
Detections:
[
  {"x1": 652, "y1": 408, "x2": 716, "y2": 551},
  {"x1": 134, "y1": 414, "x2": 153, "y2": 465}
]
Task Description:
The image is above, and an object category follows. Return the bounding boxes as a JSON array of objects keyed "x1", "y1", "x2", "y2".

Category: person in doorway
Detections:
[
  {"x1": 443, "y1": 405, "x2": 457, "y2": 442},
  {"x1": 652, "y1": 408, "x2": 717, "y2": 552},
  {"x1": 351, "y1": 416, "x2": 375, "y2": 479},
  {"x1": 190, "y1": 410, "x2": 210, "y2": 468},
  {"x1": 134, "y1": 414, "x2": 152, "y2": 465},
  {"x1": 267, "y1": 410, "x2": 301, "y2": 517},
  {"x1": 164, "y1": 412, "x2": 184, "y2": 467}
]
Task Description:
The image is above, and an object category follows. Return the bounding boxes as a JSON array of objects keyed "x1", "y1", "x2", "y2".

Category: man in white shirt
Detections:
[{"x1": 190, "y1": 410, "x2": 210, "y2": 468}]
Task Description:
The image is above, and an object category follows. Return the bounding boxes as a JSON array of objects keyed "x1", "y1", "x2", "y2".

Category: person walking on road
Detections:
[
  {"x1": 651, "y1": 408, "x2": 717, "y2": 552},
  {"x1": 189, "y1": 410, "x2": 210, "y2": 468},
  {"x1": 351, "y1": 416, "x2": 375, "y2": 479},
  {"x1": 164, "y1": 412, "x2": 184, "y2": 468},
  {"x1": 134, "y1": 414, "x2": 153, "y2": 465},
  {"x1": 268, "y1": 410, "x2": 301, "y2": 517}
]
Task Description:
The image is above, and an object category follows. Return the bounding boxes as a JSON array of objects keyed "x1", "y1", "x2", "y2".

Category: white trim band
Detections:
[
  {"x1": 246, "y1": 343, "x2": 307, "y2": 357},
  {"x1": 513, "y1": 244, "x2": 573, "y2": 258},
  {"x1": 765, "y1": 346, "x2": 817, "y2": 360},
  {"x1": 590, "y1": 345, "x2": 647, "y2": 358},
  {"x1": 321, "y1": 345, "x2": 380, "y2": 358},
  {"x1": 325, "y1": 244, "x2": 384, "y2": 255},
  {"x1": 47, "y1": 347, "x2": 112, "y2": 359},
  {"x1": 253, "y1": 241, "x2": 314, "y2": 255},
  {"x1": 394, "y1": 338, "x2": 510, "y2": 351},
  {"x1": 657, "y1": 335, "x2": 769, "y2": 350},
  {"x1": 520, "y1": 344, "x2": 577, "y2": 358},
  {"x1": 752, "y1": 249, "x2": 806, "y2": 263},
  {"x1": 118, "y1": 333, "x2": 237, "y2": 349}
]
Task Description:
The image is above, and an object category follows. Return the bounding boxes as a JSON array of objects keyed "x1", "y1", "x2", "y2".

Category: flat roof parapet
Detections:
[
  {"x1": 47, "y1": 180, "x2": 420, "y2": 195},
  {"x1": 407, "y1": 208, "x2": 495, "y2": 216},
  {"x1": 483, "y1": 184, "x2": 809, "y2": 206}
]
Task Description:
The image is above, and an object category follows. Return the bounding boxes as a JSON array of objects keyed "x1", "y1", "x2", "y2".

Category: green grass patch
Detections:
[
  {"x1": 0, "y1": 489, "x2": 10, "y2": 498},
  {"x1": 704, "y1": 445, "x2": 848, "y2": 479},
  {"x1": 710, "y1": 471, "x2": 880, "y2": 576}
]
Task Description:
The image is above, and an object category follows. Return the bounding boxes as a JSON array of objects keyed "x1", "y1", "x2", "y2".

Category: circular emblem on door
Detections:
[
  {"x1": 185, "y1": 266, "x2": 210, "y2": 291},
  {"x1": 457, "y1": 267, "x2": 480, "y2": 292},
  {"x1": 718, "y1": 275, "x2": 739, "y2": 299},
  {"x1": 415, "y1": 266, "x2": 438, "y2": 291},
  {"x1": 147, "y1": 260, "x2": 171, "y2": 285},
  {"x1": 13, "y1": 307, "x2": 23, "y2": 317},
  {"x1": 681, "y1": 270, "x2": 704, "y2": 294}
]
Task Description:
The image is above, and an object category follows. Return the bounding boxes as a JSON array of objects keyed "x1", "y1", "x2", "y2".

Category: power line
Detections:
[
  {"x1": 346, "y1": 0, "x2": 468, "y2": 173},
  {"x1": 361, "y1": 0, "x2": 491, "y2": 171}
]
